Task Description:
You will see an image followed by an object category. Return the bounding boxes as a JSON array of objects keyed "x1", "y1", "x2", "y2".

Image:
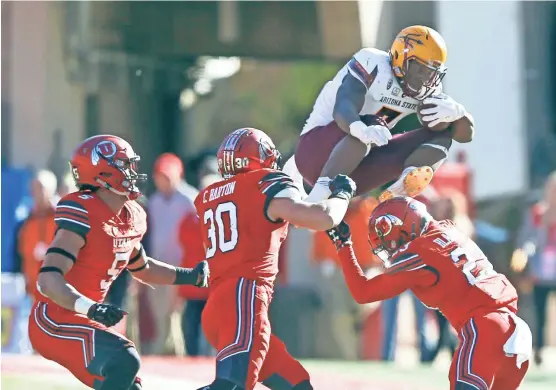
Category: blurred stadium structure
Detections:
[{"x1": 2, "y1": 1, "x2": 556, "y2": 389}]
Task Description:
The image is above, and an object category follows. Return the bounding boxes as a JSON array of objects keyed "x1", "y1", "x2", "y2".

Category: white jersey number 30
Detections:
[{"x1": 203, "y1": 202, "x2": 239, "y2": 258}]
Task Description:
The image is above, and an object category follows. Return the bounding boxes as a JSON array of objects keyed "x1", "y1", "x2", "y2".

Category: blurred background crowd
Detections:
[{"x1": 1, "y1": 0, "x2": 556, "y2": 373}]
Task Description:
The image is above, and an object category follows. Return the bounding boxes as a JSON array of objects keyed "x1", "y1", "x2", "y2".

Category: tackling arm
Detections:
[
  {"x1": 337, "y1": 245, "x2": 434, "y2": 303},
  {"x1": 327, "y1": 221, "x2": 437, "y2": 304},
  {"x1": 127, "y1": 244, "x2": 208, "y2": 287},
  {"x1": 268, "y1": 197, "x2": 350, "y2": 231},
  {"x1": 265, "y1": 173, "x2": 356, "y2": 230}
]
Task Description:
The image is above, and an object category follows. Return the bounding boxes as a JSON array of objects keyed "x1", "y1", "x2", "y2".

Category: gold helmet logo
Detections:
[{"x1": 389, "y1": 25, "x2": 447, "y2": 100}]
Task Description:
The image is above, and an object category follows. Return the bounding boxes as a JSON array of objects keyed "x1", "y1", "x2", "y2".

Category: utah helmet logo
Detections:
[
  {"x1": 374, "y1": 214, "x2": 403, "y2": 238},
  {"x1": 91, "y1": 140, "x2": 117, "y2": 166}
]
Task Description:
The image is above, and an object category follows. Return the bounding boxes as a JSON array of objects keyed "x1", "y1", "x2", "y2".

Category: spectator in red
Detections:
[{"x1": 144, "y1": 153, "x2": 198, "y2": 355}]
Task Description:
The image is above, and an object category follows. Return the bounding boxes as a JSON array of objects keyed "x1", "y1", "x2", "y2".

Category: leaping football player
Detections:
[
  {"x1": 29, "y1": 135, "x2": 209, "y2": 390},
  {"x1": 326, "y1": 197, "x2": 532, "y2": 390},
  {"x1": 284, "y1": 25, "x2": 474, "y2": 203},
  {"x1": 194, "y1": 128, "x2": 356, "y2": 390}
]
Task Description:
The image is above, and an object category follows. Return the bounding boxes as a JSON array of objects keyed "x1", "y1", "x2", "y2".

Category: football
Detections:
[{"x1": 417, "y1": 102, "x2": 451, "y2": 131}]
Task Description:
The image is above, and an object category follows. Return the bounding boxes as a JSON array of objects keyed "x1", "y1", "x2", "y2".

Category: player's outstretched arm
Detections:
[
  {"x1": 127, "y1": 244, "x2": 209, "y2": 288},
  {"x1": 37, "y1": 229, "x2": 127, "y2": 327},
  {"x1": 267, "y1": 174, "x2": 356, "y2": 231},
  {"x1": 326, "y1": 222, "x2": 433, "y2": 304}
]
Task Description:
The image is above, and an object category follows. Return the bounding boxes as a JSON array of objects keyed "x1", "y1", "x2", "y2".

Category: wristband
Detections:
[
  {"x1": 74, "y1": 296, "x2": 96, "y2": 315},
  {"x1": 173, "y1": 267, "x2": 198, "y2": 285}
]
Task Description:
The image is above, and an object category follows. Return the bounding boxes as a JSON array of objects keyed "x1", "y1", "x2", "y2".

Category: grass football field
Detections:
[{"x1": 2, "y1": 353, "x2": 555, "y2": 389}]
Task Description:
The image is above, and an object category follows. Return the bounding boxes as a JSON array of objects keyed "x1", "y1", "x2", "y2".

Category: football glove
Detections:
[
  {"x1": 329, "y1": 175, "x2": 357, "y2": 201},
  {"x1": 420, "y1": 94, "x2": 466, "y2": 128},
  {"x1": 87, "y1": 303, "x2": 127, "y2": 327},
  {"x1": 326, "y1": 221, "x2": 353, "y2": 250},
  {"x1": 174, "y1": 261, "x2": 210, "y2": 288},
  {"x1": 194, "y1": 260, "x2": 210, "y2": 288},
  {"x1": 349, "y1": 121, "x2": 392, "y2": 147}
]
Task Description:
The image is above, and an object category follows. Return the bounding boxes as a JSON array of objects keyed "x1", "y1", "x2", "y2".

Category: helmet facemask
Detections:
[
  {"x1": 369, "y1": 211, "x2": 428, "y2": 268},
  {"x1": 259, "y1": 139, "x2": 282, "y2": 171},
  {"x1": 95, "y1": 149, "x2": 147, "y2": 198},
  {"x1": 399, "y1": 58, "x2": 446, "y2": 100}
]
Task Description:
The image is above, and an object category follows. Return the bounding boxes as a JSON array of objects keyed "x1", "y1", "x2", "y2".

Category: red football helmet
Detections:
[
  {"x1": 217, "y1": 128, "x2": 282, "y2": 179},
  {"x1": 70, "y1": 135, "x2": 147, "y2": 200},
  {"x1": 368, "y1": 197, "x2": 432, "y2": 267}
]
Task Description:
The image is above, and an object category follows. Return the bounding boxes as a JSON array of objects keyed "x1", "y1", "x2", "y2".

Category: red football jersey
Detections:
[
  {"x1": 392, "y1": 221, "x2": 518, "y2": 329},
  {"x1": 39, "y1": 191, "x2": 147, "y2": 305},
  {"x1": 194, "y1": 169, "x2": 298, "y2": 288},
  {"x1": 339, "y1": 220, "x2": 518, "y2": 331}
]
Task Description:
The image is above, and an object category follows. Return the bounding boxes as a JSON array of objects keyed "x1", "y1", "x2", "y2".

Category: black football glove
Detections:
[
  {"x1": 194, "y1": 260, "x2": 210, "y2": 288},
  {"x1": 329, "y1": 174, "x2": 357, "y2": 202},
  {"x1": 87, "y1": 303, "x2": 127, "y2": 327},
  {"x1": 326, "y1": 221, "x2": 353, "y2": 250}
]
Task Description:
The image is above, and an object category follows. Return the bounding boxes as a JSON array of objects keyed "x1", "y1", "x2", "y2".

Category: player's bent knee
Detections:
[
  {"x1": 109, "y1": 347, "x2": 141, "y2": 377},
  {"x1": 422, "y1": 133, "x2": 453, "y2": 155},
  {"x1": 98, "y1": 346, "x2": 141, "y2": 388},
  {"x1": 406, "y1": 134, "x2": 452, "y2": 172}
]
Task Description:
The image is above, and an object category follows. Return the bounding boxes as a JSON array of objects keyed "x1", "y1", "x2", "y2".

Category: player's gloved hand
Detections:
[
  {"x1": 421, "y1": 94, "x2": 466, "y2": 128},
  {"x1": 329, "y1": 174, "x2": 357, "y2": 201},
  {"x1": 326, "y1": 221, "x2": 353, "y2": 250},
  {"x1": 87, "y1": 303, "x2": 127, "y2": 327},
  {"x1": 349, "y1": 120, "x2": 392, "y2": 147},
  {"x1": 194, "y1": 260, "x2": 210, "y2": 288}
]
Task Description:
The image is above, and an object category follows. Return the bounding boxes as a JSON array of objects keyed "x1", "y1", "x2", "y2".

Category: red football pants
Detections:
[
  {"x1": 202, "y1": 277, "x2": 310, "y2": 390},
  {"x1": 28, "y1": 301, "x2": 138, "y2": 389},
  {"x1": 449, "y1": 312, "x2": 529, "y2": 390},
  {"x1": 295, "y1": 121, "x2": 439, "y2": 195}
]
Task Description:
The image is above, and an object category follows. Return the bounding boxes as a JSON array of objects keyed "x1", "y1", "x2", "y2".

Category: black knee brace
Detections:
[{"x1": 98, "y1": 347, "x2": 141, "y2": 390}]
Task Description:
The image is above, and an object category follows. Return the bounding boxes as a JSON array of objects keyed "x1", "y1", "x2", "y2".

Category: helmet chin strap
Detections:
[{"x1": 96, "y1": 178, "x2": 134, "y2": 199}]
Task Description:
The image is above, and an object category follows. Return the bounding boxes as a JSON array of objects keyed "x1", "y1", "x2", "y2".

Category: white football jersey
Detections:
[{"x1": 302, "y1": 48, "x2": 442, "y2": 135}]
